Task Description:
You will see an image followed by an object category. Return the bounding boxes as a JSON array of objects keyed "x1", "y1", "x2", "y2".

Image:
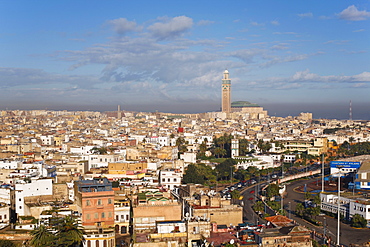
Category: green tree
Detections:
[
  {"x1": 230, "y1": 190, "x2": 241, "y2": 201},
  {"x1": 295, "y1": 203, "x2": 305, "y2": 217},
  {"x1": 55, "y1": 216, "x2": 85, "y2": 247},
  {"x1": 266, "y1": 184, "x2": 280, "y2": 198},
  {"x1": 182, "y1": 163, "x2": 215, "y2": 185},
  {"x1": 351, "y1": 214, "x2": 367, "y2": 228},
  {"x1": 30, "y1": 224, "x2": 54, "y2": 247},
  {"x1": 239, "y1": 139, "x2": 249, "y2": 156},
  {"x1": 30, "y1": 216, "x2": 85, "y2": 247},
  {"x1": 253, "y1": 201, "x2": 264, "y2": 213},
  {"x1": 0, "y1": 240, "x2": 17, "y2": 247},
  {"x1": 215, "y1": 159, "x2": 236, "y2": 180},
  {"x1": 91, "y1": 146, "x2": 108, "y2": 155}
]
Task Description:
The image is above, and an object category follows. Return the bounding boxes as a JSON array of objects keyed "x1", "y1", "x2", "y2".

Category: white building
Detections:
[
  {"x1": 158, "y1": 170, "x2": 182, "y2": 190},
  {"x1": 235, "y1": 155, "x2": 274, "y2": 170},
  {"x1": 70, "y1": 145, "x2": 96, "y2": 155},
  {"x1": 12, "y1": 179, "x2": 53, "y2": 217},
  {"x1": 82, "y1": 154, "x2": 121, "y2": 170},
  {"x1": 320, "y1": 193, "x2": 370, "y2": 226},
  {"x1": 40, "y1": 135, "x2": 54, "y2": 146},
  {"x1": 180, "y1": 152, "x2": 196, "y2": 164}
]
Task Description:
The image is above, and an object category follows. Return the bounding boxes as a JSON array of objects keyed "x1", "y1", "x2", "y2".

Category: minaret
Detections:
[
  {"x1": 221, "y1": 69, "x2": 231, "y2": 113},
  {"x1": 117, "y1": 105, "x2": 121, "y2": 119}
]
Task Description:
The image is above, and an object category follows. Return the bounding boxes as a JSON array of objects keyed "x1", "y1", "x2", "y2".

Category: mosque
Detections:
[{"x1": 221, "y1": 69, "x2": 268, "y2": 119}]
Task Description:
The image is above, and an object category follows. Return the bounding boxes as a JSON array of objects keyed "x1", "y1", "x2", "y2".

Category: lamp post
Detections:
[
  {"x1": 321, "y1": 153, "x2": 325, "y2": 193},
  {"x1": 337, "y1": 173, "x2": 341, "y2": 246}
]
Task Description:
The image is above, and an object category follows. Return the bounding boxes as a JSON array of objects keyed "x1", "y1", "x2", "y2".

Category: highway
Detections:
[
  {"x1": 238, "y1": 177, "x2": 370, "y2": 247},
  {"x1": 283, "y1": 178, "x2": 370, "y2": 247}
]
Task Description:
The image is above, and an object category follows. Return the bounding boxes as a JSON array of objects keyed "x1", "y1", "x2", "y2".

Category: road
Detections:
[
  {"x1": 284, "y1": 178, "x2": 370, "y2": 247},
  {"x1": 240, "y1": 182, "x2": 267, "y2": 225}
]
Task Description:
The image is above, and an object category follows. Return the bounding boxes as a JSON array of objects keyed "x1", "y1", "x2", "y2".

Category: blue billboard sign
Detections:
[{"x1": 330, "y1": 161, "x2": 361, "y2": 168}]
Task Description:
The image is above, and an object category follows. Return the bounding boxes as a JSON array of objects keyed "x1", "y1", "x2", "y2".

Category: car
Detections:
[{"x1": 250, "y1": 190, "x2": 255, "y2": 194}]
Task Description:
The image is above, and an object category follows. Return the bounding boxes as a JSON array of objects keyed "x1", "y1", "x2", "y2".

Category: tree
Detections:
[
  {"x1": 30, "y1": 224, "x2": 54, "y2": 247},
  {"x1": 295, "y1": 203, "x2": 305, "y2": 217},
  {"x1": 182, "y1": 163, "x2": 215, "y2": 185},
  {"x1": 253, "y1": 201, "x2": 264, "y2": 213},
  {"x1": 351, "y1": 214, "x2": 367, "y2": 228},
  {"x1": 239, "y1": 139, "x2": 249, "y2": 156},
  {"x1": 91, "y1": 146, "x2": 108, "y2": 155},
  {"x1": 0, "y1": 240, "x2": 17, "y2": 247},
  {"x1": 215, "y1": 159, "x2": 236, "y2": 180},
  {"x1": 266, "y1": 184, "x2": 280, "y2": 198},
  {"x1": 30, "y1": 216, "x2": 85, "y2": 247},
  {"x1": 55, "y1": 216, "x2": 85, "y2": 247}
]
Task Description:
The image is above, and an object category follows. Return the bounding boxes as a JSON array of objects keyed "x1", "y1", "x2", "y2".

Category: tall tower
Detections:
[
  {"x1": 117, "y1": 105, "x2": 121, "y2": 119},
  {"x1": 221, "y1": 69, "x2": 231, "y2": 113}
]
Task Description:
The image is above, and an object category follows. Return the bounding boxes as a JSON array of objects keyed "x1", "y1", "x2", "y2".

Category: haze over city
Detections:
[{"x1": 1, "y1": 1, "x2": 369, "y2": 119}]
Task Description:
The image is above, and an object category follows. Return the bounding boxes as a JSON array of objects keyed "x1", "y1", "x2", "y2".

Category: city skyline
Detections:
[{"x1": 0, "y1": 1, "x2": 369, "y2": 119}]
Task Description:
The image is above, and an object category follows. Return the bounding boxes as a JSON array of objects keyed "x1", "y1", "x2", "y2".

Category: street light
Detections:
[
  {"x1": 321, "y1": 153, "x2": 325, "y2": 193},
  {"x1": 337, "y1": 174, "x2": 341, "y2": 246}
]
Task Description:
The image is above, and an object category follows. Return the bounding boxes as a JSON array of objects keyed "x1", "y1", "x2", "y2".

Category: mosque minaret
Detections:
[{"x1": 221, "y1": 69, "x2": 231, "y2": 113}]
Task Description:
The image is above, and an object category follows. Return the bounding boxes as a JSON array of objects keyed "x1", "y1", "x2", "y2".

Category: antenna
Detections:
[{"x1": 349, "y1": 100, "x2": 352, "y2": 121}]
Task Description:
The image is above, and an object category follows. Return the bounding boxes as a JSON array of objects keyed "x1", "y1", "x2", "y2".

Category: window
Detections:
[
  {"x1": 116, "y1": 215, "x2": 119, "y2": 221},
  {"x1": 94, "y1": 213, "x2": 98, "y2": 219},
  {"x1": 98, "y1": 199, "x2": 102, "y2": 205},
  {"x1": 86, "y1": 200, "x2": 91, "y2": 206},
  {"x1": 86, "y1": 214, "x2": 90, "y2": 220},
  {"x1": 168, "y1": 178, "x2": 171, "y2": 182},
  {"x1": 108, "y1": 212, "x2": 112, "y2": 218},
  {"x1": 162, "y1": 178, "x2": 165, "y2": 182},
  {"x1": 108, "y1": 198, "x2": 112, "y2": 204},
  {"x1": 174, "y1": 178, "x2": 177, "y2": 182},
  {"x1": 102, "y1": 212, "x2": 105, "y2": 218}
]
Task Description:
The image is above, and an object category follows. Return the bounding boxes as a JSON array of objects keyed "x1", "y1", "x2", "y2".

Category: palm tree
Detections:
[
  {"x1": 55, "y1": 216, "x2": 85, "y2": 247},
  {"x1": 30, "y1": 224, "x2": 54, "y2": 247}
]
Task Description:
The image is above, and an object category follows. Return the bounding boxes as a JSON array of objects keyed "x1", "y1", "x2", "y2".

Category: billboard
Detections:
[{"x1": 330, "y1": 161, "x2": 361, "y2": 168}]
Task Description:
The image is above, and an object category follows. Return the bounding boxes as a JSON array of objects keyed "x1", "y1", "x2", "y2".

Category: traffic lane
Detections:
[
  {"x1": 241, "y1": 184, "x2": 267, "y2": 224},
  {"x1": 284, "y1": 178, "x2": 370, "y2": 246}
]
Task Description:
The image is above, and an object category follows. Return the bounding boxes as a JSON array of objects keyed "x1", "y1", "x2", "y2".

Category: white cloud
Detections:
[
  {"x1": 148, "y1": 16, "x2": 193, "y2": 40},
  {"x1": 108, "y1": 18, "x2": 140, "y2": 35},
  {"x1": 250, "y1": 21, "x2": 264, "y2": 26},
  {"x1": 271, "y1": 20, "x2": 280, "y2": 26},
  {"x1": 338, "y1": 5, "x2": 370, "y2": 21},
  {"x1": 297, "y1": 12, "x2": 313, "y2": 18},
  {"x1": 197, "y1": 20, "x2": 214, "y2": 26},
  {"x1": 353, "y1": 29, "x2": 365, "y2": 32}
]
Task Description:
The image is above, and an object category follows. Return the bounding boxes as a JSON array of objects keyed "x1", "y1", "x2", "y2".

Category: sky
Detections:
[{"x1": 0, "y1": 1, "x2": 369, "y2": 119}]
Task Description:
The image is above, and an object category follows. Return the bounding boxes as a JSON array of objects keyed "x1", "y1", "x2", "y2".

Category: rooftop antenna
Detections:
[{"x1": 349, "y1": 100, "x2": 352, "y2": 121}]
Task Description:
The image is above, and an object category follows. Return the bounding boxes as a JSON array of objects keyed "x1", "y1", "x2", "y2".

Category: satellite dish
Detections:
[
  {"x1": 230, "y1": 239, "x2": 234, "y2": 244},
  {"x1": 185, "y1": 212, "x2": 189, "y2": 217}
]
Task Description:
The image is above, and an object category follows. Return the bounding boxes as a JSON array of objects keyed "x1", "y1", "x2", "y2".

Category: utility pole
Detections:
[
  {"x1": 321, "y1": 153, "x2": 325, "y2": 193},
  {"x1": 323, "y1": 217, "x2": 326, "y2": 245},
  {"x1": 337, "y1": 174, "x2": 341, "y2": 246}
]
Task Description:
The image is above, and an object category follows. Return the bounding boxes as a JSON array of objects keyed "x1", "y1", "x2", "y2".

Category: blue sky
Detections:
[{"x1": 0, "y1": 1, "x2": 369, "y2": 119}]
